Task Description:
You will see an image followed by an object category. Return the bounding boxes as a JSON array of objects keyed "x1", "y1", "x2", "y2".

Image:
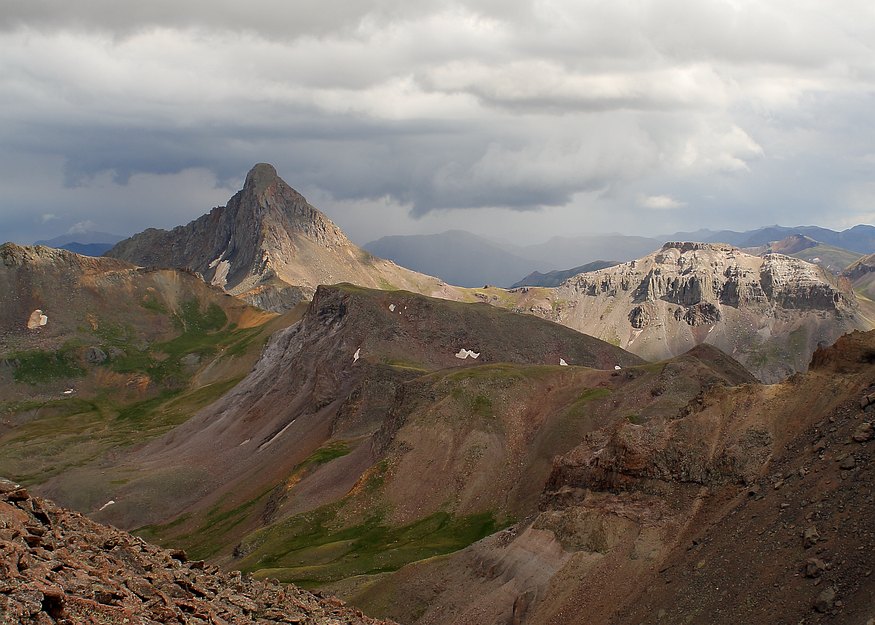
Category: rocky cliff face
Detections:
[
  {"x1": 845, "y1": 252, "x2": 875, "y2": 281},
  {"x1": 530, "y1": 242, "x2": 871, "y2": 381},
  {"x1": 0, "y1": 478, "x2": 391, "y2": 624},
  {"x1": 107, "y1": 164, "x2": 453, "y2": 311}
]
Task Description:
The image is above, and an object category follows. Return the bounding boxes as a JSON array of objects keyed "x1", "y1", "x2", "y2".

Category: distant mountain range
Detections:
[
  {"x1": 511, "y1": 260, "x2": 618, "y2": 288},
  {"x1": 507, "y1": 242, "x2": 870, "y2": 382},
  {"x1": 744, "y1": 234, "x2": 863, "y2": 274},
  {"x1": 668, "y1": 224, "x2": 875, "y2": 253},
  {"x1": 367, "y1": 225, "x2": 875, "y2": 287},
  {"x1": 34, "y1": 231, "x2": 124, "y2": 257}
]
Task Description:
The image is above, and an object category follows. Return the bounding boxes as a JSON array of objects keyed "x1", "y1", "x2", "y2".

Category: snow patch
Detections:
[
  {"x1": 353, "y1": 348, "x2": 361, "y2": 363},
  {"x1": 628, "y1": 328, "x2": 643, "y2": 346},
  {"x1": 239, "y1": 438, "x2": 251, "y2": 446},
  {"x1": 258, "y1": 419, "x2": 296, "y2": 452},
  {"x1": 389, "y1": 303, "x2": 396, "y2": 312},
  {"x1": 210, "y1": 260, "x2": 231, "y2": 288},
  {"x1": 559, "y1": 358, "x2": 568, "y2": 366},
  {"x1": 98, "y1": 500, "x2": 115, "y2": 511},
  {"x1": 614, "y1": 365, "x2": 622, "y2": 370},
  {"x1": 455, "y1": 349, "x2": 480, "y2": 359},
  {"x1": 62, "y1": 389, "x2": 74, "y2": 395}
]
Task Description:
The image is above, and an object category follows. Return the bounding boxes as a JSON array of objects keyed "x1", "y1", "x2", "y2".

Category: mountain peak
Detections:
[
  {"x1": 106, "y1": 164, "x2": 448, "y2": 311},
  {"x1": 243, "y1": 162, "x2": 280, "y2": 197}
]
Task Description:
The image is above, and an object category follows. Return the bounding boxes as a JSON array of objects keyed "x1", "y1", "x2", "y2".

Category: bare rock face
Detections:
[
  {"x1": 843, "y1": 252, "x2": 875, "y2": 281},
  {"x1": 0, "y1": 478, "x2": 392, "y2": 624},
  {"x1": 107, "y1": 164, "x2": 447, "y2": 311},
  {"x1": 546, "y1": 242, "x2": 869, "y2": 382}
]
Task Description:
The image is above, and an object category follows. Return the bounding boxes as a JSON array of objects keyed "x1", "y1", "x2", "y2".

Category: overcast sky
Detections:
[{"x1": 2, "y1": 0, "x2": 874, "y2": 245}]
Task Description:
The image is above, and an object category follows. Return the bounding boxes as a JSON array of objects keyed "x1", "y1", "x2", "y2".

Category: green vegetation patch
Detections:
[
  {"x1": 0, "y1": 377, "x2": 242, "y2": 485},
  {"x1": 140, "y1": 294, "x2": 168, "y2": 314},
  {"x1": 137, "y1": 441, "x2": 355, "y2": 560},
  {"x1": 565, "y1": 387, "x2": 612, "y2": 419},
  {"x1": 115, "y1": 390, "x2": 181, "y2": 424},
  {"x1": 445, "y1": 363, "x2": 532, "y2": 383},
  {"x1": 6, "y1": 347, "x2": 85, "y2": 384},
  {"x1": 138, "y1": 488, "x2": 272, "y2": 561},
  {"x1": 471, "y1": 394, "x2": 493, "y2": 417},
  {"x1": 300, "y1": 441, "x2": 351, "y2": 467},
  {"x1": 99, "y1": 299, "x2": 260, "y2": 384},
  {"x1": 114, "y1": 377, "x2": 241, "y2": 431},
  {"x1": 238, "y1": 506, "x2": 501, "y2": 586}
]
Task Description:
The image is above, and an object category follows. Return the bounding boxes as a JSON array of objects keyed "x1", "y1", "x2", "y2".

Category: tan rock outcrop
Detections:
[{"x1": 541, "y1": 242, "x2": 871, "y2": 381}]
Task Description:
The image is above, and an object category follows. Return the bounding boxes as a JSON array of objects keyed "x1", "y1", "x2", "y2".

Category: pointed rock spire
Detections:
[{"x1": 243, "y1": 163, "x2": 280, "y2": 197}]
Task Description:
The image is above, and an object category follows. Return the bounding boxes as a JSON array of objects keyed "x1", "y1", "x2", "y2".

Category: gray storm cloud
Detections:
[{"x1": 0, "y1": 0, "x2": 873, "y2": 244}]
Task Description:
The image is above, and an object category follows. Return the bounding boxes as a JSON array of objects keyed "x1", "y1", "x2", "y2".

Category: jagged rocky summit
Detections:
[
  {"x1": 0, "y1": 478, "x2": 393, "y2": 624},
  {"x1": 107, "y1": 164, "x2": 451, "y2": 312}
]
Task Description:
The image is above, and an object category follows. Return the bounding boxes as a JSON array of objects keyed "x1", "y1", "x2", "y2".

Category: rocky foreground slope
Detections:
[
  {"x1": 511, "y1": 242, "x2": 873, "y2": 382},
  {"x1": 0, "y1": 478, "x2": 391, "y2": 624},
  {"x1": 107, "y1": 164, "x2": 457, "y2": 312}
]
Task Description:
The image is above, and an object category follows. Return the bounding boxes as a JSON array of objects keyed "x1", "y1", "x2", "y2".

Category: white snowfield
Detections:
[{"x1": 455, "y1": 348, "x2": 480, "y2": 359}]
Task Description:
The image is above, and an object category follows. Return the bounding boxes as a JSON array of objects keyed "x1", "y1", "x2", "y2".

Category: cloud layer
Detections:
[{"x1": 1, "y1": 0, "x2": 874, "y2": 244}]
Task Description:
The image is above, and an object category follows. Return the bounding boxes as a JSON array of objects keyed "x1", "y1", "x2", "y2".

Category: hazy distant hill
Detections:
[
  {"x1": 35, "y1": 230, "x2": 124, "y2": 247},
  {"x1": 517, "y1": 233, "x2": 662, "y2": 268},
  {"x1": 364, "y1": 230, "x2": 540, "y2": 287},
  {"x1": 366, "y1": 231, "x2": 662, "y2": 287},
  {"x1": 745, "y1": 234, "x2": 863, "y2": 274},
  {"x1": 34, "y1": 231, "x2": 124, "y2": 256},
  {"x1": 511, "y1": 260, "x2": 619, "y2": 287},
  {"x1": 55, "y1": 242, "x2": 115, "y2": 256},
  {"x1": 667, "y1": 224, "x2": 875, "y2": 253}
]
